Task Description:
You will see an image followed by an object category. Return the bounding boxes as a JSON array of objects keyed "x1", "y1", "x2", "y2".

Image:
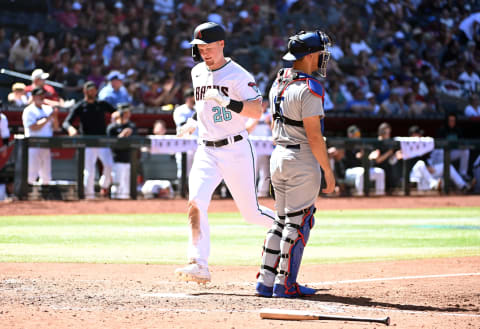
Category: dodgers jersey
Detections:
[
  {"x1": 191, "y1": 58, "x2": 261, "y2": 140},
  {"x1": 269, "y1": 68, "x2": 325, "y2": 146}
]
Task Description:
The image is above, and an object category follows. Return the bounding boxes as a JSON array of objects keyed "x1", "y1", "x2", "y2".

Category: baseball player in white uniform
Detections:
[
  {"x1": 175, "y1": 22, "x2": 275, "y2": 283},
  {"x1": 22, "y1": 87, "x2": 59, "y2": 184},
  {"x1": 256, "y1": 30, "x2": 335, "y2": 298}
]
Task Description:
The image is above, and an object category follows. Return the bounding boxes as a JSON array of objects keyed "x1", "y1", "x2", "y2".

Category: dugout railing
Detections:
[{"x1": 12, "y1": 136, "x2": 480, "y2": 200}]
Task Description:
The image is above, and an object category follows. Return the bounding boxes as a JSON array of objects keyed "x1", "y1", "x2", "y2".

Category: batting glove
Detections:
[
  {"x1": 176, "y1": 117, "x2": 197, "y2": 137},
  {"x1": 204, "y1": 88, "x2": 230, "y2": 107}
]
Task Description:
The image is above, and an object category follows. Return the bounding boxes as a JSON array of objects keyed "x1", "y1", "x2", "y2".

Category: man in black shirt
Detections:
[
  {"x1": 437, "y1": 112, "x2": 471, "y2": 181},
  {"x1": 344, "y1": 125, "x2": 386, "y2": 196},
  {"x1": 107, "y1": 103, "x2": 137, "y2": 199},
  {"x1": 63, "y1": 81, "x2": 116, "y2": 199}
]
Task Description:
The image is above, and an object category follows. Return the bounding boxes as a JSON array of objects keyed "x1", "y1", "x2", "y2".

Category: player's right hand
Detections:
[
  {"x1": 204, "y1": 89, "x2": 230, "y2": 107},
  {"x1": 322, "y1": 168, "x2": 336, "y2": 194},
  {"x1": 177, "y1": 117, "x2": 197, "y2": 137},
  {"x1": 67, "y1": 126, "x2": 78, "y2": 136}
]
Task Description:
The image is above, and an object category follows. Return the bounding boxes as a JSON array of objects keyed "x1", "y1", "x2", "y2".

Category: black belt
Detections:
[
  {"x1": 204, "y1": 135, "x2": 243, "y2": 147},
  {"x1": 285, "y1": 144, "x2": 300, "y2": 149}
]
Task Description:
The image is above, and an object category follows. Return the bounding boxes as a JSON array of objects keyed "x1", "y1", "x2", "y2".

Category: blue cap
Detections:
[{"x1": 283, "y1": 30, "x2": 331, "y2": 61}]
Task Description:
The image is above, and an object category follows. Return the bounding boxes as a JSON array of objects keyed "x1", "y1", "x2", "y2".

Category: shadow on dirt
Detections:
[{"x1": 307, "y1": 293, "x2": 474, "y2": 313}]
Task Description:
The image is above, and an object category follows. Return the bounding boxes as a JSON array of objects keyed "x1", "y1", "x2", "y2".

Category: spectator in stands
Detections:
[
  {"x1": 143, "y1": 75, "x2": 181, "y2": 107},
  {"x1": 22, "y1": 87, "x2": 59, "y2": 184},
  {"x1": 405, "y1": 92, "x2": 427, "y2": 117},
  {"x1": 2, "y1": 0, "x2": 480, "y2": 125},
  {"x1": 327, "y1": 79, "x2": 348, "y2": 110},
  {"x1": 369, "y1": 122, "x2": 401, "y2": 194},
  {"x1": 0, "y1": 28, "x2": 11, "y2": 69},
  {"x1": 380, "y1": 90, "x2": 406, "y2": 116},
  {"x1": 62, "y1": 60, "x2": 86, "y2": 100},
  {"x1": 63, "y1": 81, "x2": 116, "y2": 199},
  {"x1": 7, "y1": 83, "x2": 29, "y2": 107},
  {"x1": 437, "y1": 112, "x2": 471, "y2": 181},
  {"x1": 346, "y1": 88, "x2": 374, "y2": 114},
  {"x1": 8, "y1": 34, "x2": 40, "y2": 72},
  {"x1": 458, "y1": 62, "x2": 480, "y2": 93},
  {"x1": 86, "y1": 66, "x2": 105, "y2": 90},
  {"x1": 98, "y1": 71, "x2": 132, "y2": 107},
  {"x1": 107, "y1": 103, "x2": 137, "y2": 199},
  {"x1": 24, "y1": 68, "x2": 73, "y2": 108},
  {"x1": 365, "y1": 91, "x2": 380, "y2": 115},
  {"x1": 344, "y1": 125, "x2": 385, "y2": 196},
  {"x1": 464, "y1": 94, "x2": 480, "y2": 117}
]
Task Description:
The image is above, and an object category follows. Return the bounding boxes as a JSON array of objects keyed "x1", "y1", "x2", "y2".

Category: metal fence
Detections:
[{"x1": 12, "y1": 136, "x2": 480, "y2": 200}]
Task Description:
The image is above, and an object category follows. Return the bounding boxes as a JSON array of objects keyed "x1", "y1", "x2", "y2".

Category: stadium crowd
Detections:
[{"x1": 1, "y1": 0, "x2": 480, "y2": 118}]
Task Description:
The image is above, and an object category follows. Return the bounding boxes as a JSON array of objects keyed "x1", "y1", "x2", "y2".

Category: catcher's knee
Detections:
[{"x1": 187, "y1": 200, "x2": 201, "y2": 243}]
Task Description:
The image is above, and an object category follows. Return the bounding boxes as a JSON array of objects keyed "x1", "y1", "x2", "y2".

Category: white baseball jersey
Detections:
[
  {"x1": 191, "y1": 58, "x2": 261, "y2": 140},
  {"x1": 22, "y1": 103, "x2": 54, "y2": 137},
  {"x1": 185, "y1": 58, "x2": 274, "y2": 267},
  {"x1": 174, "y1": 103, "x2": 198, "y2": 136}
]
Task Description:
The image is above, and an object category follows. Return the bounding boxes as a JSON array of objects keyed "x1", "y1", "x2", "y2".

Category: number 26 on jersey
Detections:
[{"x1": 212, "y1": 106, "x2": 232, "y2": 123}]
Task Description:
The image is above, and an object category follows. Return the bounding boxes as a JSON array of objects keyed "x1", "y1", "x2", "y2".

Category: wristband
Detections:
[{"x1": 226, "y1": 100, "x2": 243, "y2": 113}]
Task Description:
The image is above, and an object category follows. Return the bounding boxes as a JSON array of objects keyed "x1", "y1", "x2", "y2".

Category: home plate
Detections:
[{"x1": 141, "y1": 293, "x2": 197, "y2": 299}]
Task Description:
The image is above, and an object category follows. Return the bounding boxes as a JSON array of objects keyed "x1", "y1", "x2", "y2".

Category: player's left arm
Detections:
[{"x1": 238, "y1": 98, "x2": 262, "y2": 119}]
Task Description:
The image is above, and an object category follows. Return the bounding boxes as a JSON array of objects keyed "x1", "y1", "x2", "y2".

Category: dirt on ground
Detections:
[{"x1": 1, "y1": 196, "x2": 479, "y2": 329}]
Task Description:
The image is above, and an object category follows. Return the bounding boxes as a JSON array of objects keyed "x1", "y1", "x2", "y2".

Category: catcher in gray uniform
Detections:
[{"x1": 256, "y1": 30, "x2": 336, "y2": 298}]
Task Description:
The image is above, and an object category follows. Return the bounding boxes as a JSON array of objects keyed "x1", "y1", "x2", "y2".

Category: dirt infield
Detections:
[{"x1": 1, "y1": 196, "x2": 480, "y2": 328}]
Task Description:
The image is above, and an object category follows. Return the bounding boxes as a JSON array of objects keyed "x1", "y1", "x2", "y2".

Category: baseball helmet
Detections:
[
  {"x1": 190, "y1": 22, "x2": 225, "y2": 61},
  {"x1": 283, "y1": 30, "x2": 332, "y2": 77}
]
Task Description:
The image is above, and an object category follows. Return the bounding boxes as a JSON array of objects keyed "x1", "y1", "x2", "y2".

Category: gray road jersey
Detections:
[{"x1": 268, "y1": 70, "x2": 325, "y2": 145}]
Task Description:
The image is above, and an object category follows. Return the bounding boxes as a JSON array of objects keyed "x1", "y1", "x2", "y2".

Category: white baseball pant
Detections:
[
  {"x1": 111, "y1": 162, "x2": 130, "y2": 199},
  {"x1": 28, "y1": 148, "x2": 52, "y2": 184},
  {"x1": 84, "y1": 147, "x2": 113, "y2": 198},
  {"x1": 345, "y1": 166, "x2": 385, "y2": 195}
]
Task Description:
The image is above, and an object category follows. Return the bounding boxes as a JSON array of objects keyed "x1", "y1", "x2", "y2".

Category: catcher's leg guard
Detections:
[
  {"x1": 273, "y1": 205, "x2": 316, "y2": 298},
  {"x1": 256, "y1": 217, "x2": 285, "y2": 296}
]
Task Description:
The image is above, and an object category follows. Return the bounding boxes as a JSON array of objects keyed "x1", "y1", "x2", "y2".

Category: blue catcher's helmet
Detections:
[
  {"x1": 190, "y1": 22, "x2": 225, "y2": 61},
  {"x1": 282, "y1": 30, "x2": 332, "y2": 77}
]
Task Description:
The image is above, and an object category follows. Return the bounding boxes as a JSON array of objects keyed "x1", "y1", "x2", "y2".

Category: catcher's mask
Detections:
[
  {"x1": 190, "y1": 22, "x2": 225, "y2": 62},
  {"x1": 282, "y1": 30, "x2": 332, "y2": 77}
]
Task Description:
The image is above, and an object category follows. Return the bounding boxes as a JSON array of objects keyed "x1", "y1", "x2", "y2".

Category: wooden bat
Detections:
[
  {"x1": 260, "y1": 308, "x2": 390, "y2": 326},
  {"x1": 0, "y1": 68, "x2": 64, "y2": 89}
]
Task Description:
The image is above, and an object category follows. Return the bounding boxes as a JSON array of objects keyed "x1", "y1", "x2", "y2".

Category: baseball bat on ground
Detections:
[
  {"x1": 259, "y1": 308, "x2": 390, "y2": 326},
  {"x1": 0, "y1": 68, "x2": 64, "y2": 89}
]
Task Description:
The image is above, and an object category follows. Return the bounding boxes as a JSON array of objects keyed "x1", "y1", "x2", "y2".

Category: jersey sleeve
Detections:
[
  {"x1": 100, "y1": 101, "x2": 116, "y2": 113},
  {"x1": 233, "y1": 71, "x2": 262, "y2": 102},
  {"x1": 300, "y1": 86, "x2": 324, "y2": 119},
  {"x1": 22, "y1": 108, "x2": 37, "y2": 128},
  {"x1": 62, "y1": 102, "x2": 80, "y2": 130}
]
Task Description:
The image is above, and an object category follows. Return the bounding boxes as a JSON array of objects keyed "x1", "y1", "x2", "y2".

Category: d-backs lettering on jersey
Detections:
[
  {"x1": 195, "y1": 85, "x2": 229, "y2": 101},
  {"x1": 191, "y1": 58, "x2": 261, "y2": 140}
]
